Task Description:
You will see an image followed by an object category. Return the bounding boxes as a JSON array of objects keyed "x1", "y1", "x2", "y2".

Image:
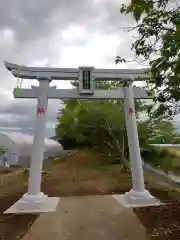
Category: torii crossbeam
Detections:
[
  {"x1": 4, "y1": 62, "x2": 160, "y2": 214},
  {"x1": 4, "y1": 61, "x2": 149, "y2": 81}
]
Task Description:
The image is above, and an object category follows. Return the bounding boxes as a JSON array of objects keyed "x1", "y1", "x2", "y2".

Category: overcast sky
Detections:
[{"x1": 0, "y1": 0, "x2": 179, "y2": 137}]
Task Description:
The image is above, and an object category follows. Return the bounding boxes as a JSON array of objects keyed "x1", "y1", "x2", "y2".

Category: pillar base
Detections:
[
  {"x1": 113, "y1": 189, "x2": 161, "y2": 208},
  {"x1": 4, "y1": 192, "x2": 60, "y2": 214},
  {"x1": 22, "y1": 192, "x2": 48, "y2": 202}
]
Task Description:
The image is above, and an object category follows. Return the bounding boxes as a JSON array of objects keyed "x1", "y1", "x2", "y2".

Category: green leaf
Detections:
[
  {"x1": 133, "y1": 5, "x2": 143, "y2": 22},
  {"x1": 176, "y1": 24, "x2": 180, "y2": 31}
]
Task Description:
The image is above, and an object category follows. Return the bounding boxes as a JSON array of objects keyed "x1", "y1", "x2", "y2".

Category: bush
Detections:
[{"x1": 60, "y1": 136, "x2": 92, "y2": 149}]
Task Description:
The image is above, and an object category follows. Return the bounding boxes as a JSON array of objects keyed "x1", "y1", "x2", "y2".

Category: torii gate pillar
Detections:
[
  {"x1": 114, "y1": 80, "x2": 157, "y2": 206},
  {"x1": 4, "y1": 78, "x2": 60, "y2": 214},
  {"x1": 23, "y1": 79, "x2": 50, "y2": 201}
]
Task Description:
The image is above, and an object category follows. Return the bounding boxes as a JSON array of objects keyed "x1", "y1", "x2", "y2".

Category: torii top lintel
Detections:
[{"x1": 4, "y1": 61, "x2": 149, "y2": 81}]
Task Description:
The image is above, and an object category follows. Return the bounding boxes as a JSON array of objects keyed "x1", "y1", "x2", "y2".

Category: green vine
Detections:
[
  {"x1": 14, "y1": 77, "x2": 23, "y2": 97},
  {"x1": 0, "y1": 148, "x2": 8, "y2": 157}
]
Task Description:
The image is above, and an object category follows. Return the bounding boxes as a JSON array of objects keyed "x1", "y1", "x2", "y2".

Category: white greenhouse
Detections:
[{"x1": 0, "y1": 132, "x2": 63, "y2": 167}]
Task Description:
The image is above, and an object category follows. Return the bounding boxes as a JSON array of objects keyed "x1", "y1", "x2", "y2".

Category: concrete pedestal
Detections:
[
  {"x1": 113, "y1": 191, "x2": 161, "y2": 208},
  {"x1": 4, "y1": 192, "x2": 60, "y2": 214}
]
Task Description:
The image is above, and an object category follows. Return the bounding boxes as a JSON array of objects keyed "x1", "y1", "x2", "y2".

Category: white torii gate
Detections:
[{"x1": 4, "y1": 62, "x2": 160, "y2": 214}]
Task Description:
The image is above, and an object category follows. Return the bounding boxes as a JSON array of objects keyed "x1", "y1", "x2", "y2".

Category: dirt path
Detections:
[{"x1": 22, "y1": 195, "x2": 147, "y2": 240}]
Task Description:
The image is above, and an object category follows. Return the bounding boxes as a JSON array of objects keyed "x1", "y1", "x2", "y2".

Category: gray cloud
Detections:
[
  {"x1": 0, "y1": 0, "x2": 131, "y2": 79},
  {"x1": 0, "y1": 0, "x2": 132, "y2": 62},
  {"x1": 0, "y1": 90, "x2": 62, "y2": 136},
  {"x1": 0, "y1": 0, "x2": 151, "y2": 137},
  {"x1": 89, "y1": 0, "x2": 134, "y2": 33},
  {"x1": 0, "y1": 0, "x2": 102, "y2": 46}
]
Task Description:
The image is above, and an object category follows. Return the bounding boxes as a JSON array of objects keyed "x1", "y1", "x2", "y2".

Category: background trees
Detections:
[{"x1": 56, "y1": 80, "x2": 180, "y2": 171}]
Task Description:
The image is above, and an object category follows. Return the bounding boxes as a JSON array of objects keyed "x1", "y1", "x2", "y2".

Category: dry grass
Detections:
[{"x1": 167, "y1": 148, "x2": 180, "y2": 158}]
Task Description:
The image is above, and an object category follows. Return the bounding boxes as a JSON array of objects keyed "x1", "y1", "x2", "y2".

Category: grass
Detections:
[
  {"x1": 0, "y1": 166, "x2": 22, "y2": 174},
  {"x1": 143, "y1": 146, "x2": 180, "y2": 175},
  {"x1": 0, "y1": 149, "x2": 180, "y2": 239}
]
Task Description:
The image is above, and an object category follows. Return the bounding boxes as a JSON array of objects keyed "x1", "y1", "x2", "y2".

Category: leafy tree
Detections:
[
  {"x1": 56, "y1": 99, "x2": 131, "y2": 171},
  {"x1": 138, "y1": 116, "x2": 180, "y2": 144},
  {"x1": 117, "y1": 0, "x2": 180, "y2": 116}
]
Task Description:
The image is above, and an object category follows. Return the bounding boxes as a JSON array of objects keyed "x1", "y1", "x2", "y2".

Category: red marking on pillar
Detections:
[
  {"x1": 128, "y1": 108, "x2": 135, "y2": 114},
  {"x1": 37, "y1": 107, "x2": 44, "y2": 114}
]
